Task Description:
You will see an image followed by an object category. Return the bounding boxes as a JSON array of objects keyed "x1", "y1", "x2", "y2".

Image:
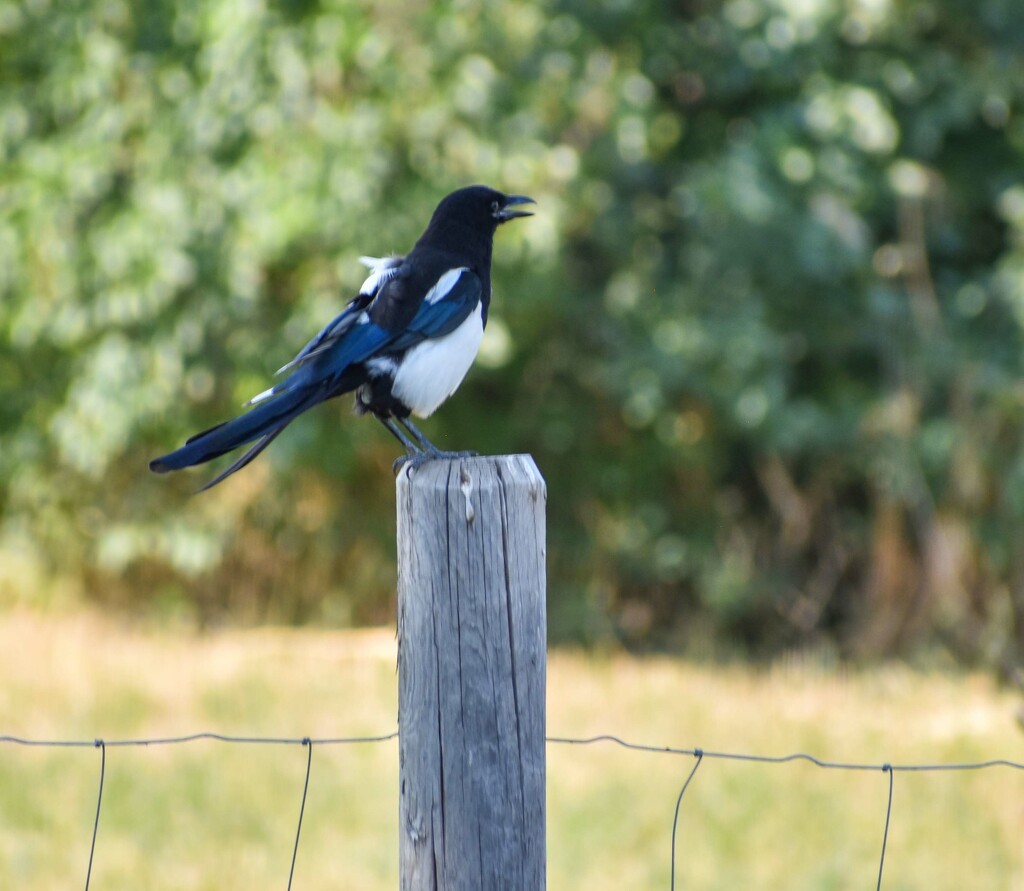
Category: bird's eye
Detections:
[{"x1": 491, "y1": 200, "x2": 500, "y2": 214}]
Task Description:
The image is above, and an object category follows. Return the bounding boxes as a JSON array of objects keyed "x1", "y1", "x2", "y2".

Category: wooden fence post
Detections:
[{"x1": 397, "y1": 454, "x2": 547, "y2": 891}]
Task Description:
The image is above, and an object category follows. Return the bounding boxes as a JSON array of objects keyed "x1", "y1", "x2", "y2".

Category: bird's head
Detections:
[
  {"x1": 427, "y1": 186, "x2": 535, "y2": 235},
  {"x1": 415, "y1": 186, "x2": 534, "y2": 259}
]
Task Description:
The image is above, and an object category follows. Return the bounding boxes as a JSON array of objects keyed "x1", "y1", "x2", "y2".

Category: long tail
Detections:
[{"x1": 150, "y1": 385, "x2": 325, "y2": 490}]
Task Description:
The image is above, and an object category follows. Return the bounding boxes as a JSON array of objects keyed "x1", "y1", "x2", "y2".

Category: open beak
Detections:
[{"x1": 496, "y1": 194, "x2": 536, "y2": 221}]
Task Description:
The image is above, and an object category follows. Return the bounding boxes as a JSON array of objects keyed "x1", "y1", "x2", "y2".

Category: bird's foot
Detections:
[
  {"x1": 434, "y1": 448, "x2": 478, "y2": 460},
  {"x1": 392, "y1": 449, "x2": 479, "y2": 475}
]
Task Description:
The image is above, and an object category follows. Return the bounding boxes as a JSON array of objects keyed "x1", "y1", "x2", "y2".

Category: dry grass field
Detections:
[{"x1": 1, "y1": 611, "x2": 1022, "y2": 889}]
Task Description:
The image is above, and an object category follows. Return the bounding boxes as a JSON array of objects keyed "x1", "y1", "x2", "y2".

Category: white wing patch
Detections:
[
  {"x1": 424, "y1": 267, "x2": 468, "y2": 305},
  {"x1": 358, "y1": 255, "x2": 403, "y2": 295},
  {"x1": 392, "y1": 303, "x2": 484, "y2": 418}
]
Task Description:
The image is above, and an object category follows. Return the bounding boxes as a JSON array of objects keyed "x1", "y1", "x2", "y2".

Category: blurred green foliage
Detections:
[{"x1": 3, "y1": 0, "x2": 1024, "y2": 664}]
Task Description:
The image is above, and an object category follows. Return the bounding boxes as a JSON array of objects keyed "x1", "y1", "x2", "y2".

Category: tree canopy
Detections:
[{"x1": 3, "y1": 0, "x2": 1024, "y2": 665}]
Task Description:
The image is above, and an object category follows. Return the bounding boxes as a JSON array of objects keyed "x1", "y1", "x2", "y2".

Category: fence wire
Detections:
[{"x1": 2, "y1": 730, "x2": 1022, "y2": 889}]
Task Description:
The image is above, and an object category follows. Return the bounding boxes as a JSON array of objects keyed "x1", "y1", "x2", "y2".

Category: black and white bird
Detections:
[{"x1": 150, "y1": 185, "x2": 534, "y2": 490}]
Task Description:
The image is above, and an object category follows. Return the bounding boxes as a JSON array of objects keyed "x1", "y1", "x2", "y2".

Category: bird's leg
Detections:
[
  {"x1": 378, "y1": 416, "x2": 422, "y2": 457},
  {"x1": 380, "y1": 417, "x2": 439, "y2": 475},
  {"x1": 389, "y1": 417, "x2": 477, "y2": 474}
]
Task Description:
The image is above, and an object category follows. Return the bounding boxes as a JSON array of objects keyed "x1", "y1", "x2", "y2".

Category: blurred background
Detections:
[{"x1": 3, "y1": 0, "x2": 1024, "y2": 673}]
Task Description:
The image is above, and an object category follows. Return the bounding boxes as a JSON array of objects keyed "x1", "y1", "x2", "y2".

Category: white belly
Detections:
[{"x1": 392, "y1": 303, "x2": 484, "y2": 418}]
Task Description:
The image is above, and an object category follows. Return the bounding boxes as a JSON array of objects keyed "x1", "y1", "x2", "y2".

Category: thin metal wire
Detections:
[
  {"x1": 669, "y1": 750, "x2": 703, "y2": 891},
  {"x1": 84, "y1": 740, "x2": 105, "y2": 891},
  {"x1": 3, "y1": 730, "x2": 1021, "y2": 773},
  {"x1": 546, "y1": 734, "x2": 1024, "y2": 773},
  {"x1": 876, "y1": 765, "x2": 894, "y2": 891},
  {"x1": 0, "y1": 731, "x2": 398, "y2": 748},
  {"x1": 287, "y1": 738, "x2": 313, "y2": 891}
]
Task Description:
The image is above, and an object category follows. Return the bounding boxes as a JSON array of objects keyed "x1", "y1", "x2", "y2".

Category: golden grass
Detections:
[{"x1": 0, "y1": 611, "x2": 1022, "y2": 889}]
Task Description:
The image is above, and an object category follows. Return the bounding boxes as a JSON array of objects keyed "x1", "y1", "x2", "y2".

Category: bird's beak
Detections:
[{"x1": 496, "y1": 194, "x2": 536, "y2": 221}]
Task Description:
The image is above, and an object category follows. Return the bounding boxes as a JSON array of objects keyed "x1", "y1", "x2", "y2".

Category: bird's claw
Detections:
[{"x1": 392, "y1": 453, "x2": 424, "y2": 475}]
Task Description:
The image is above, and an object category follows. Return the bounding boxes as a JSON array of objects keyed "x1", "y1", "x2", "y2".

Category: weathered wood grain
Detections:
[{"x1": 397, "y1": 455, "x2": 547, "y2": 891}]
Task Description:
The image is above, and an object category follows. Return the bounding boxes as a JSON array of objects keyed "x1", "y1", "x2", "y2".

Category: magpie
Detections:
[{"x1": 150, "y1": 185, "x2": 534, "y2": 490}]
